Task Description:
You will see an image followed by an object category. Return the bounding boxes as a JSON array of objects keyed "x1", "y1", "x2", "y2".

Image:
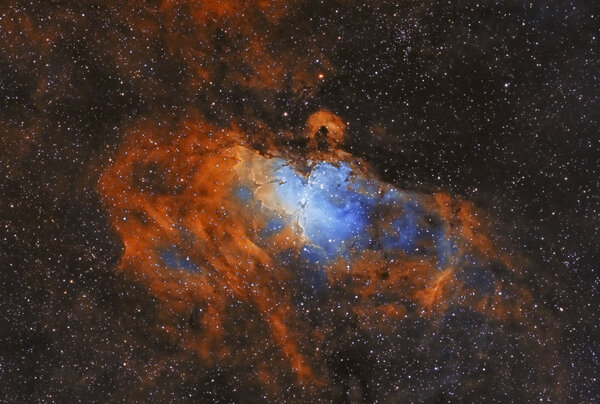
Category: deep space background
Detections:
[{"x1": 1, "y1": 0, "x2": 599, "y2": 402}]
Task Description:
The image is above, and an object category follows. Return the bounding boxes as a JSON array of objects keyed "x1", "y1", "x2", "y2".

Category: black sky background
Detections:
[{"x1": 1, "y1": 0, "x2": 598, "y2": 402}]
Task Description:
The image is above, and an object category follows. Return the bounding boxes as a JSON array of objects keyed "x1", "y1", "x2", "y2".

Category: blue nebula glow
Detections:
[
  {"x1": 233, "y1": 185, "x2": 253, "y2": 203},
  {"x1": 299, "y1": 244, "x2": 328, "y2": 264},
  {"x1": 159, "y1": 248, "x2": 198, "y2": 272},
  {"x1": 273, "y1": 162, "x2": 376, "y2": 260},
  {"x1": 231, "y1": 155, "x2": 460, "y2": 268},
  {"x1": 261, "y1": 217, "x2": 286, "y2": 237},
  {"x1": 380, "y1": 201, "x2": 423, "y2": 253},
  {"x1": 434, "y1": 228, "x2": 457, "y2": 268},
  {"x1": 267, "y1": 161, "x2": 458, "y2": 266}
]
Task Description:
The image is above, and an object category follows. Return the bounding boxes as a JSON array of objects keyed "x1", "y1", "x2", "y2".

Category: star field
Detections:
[{"x1": 1, "y1": 1, "x2": 598, "y2": 402}]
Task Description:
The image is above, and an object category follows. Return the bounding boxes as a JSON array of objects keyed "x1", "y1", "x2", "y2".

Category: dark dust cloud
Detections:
[{"x1": 1, "y1": 1, "x2": 598, "y2": 402}]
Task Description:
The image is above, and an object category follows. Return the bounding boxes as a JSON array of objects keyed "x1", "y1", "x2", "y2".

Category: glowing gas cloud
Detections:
[{"x1": 99, "y1": 110, "x2": 532, "y2": 386}]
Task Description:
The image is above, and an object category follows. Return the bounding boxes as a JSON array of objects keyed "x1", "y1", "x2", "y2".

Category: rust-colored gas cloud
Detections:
[
  {"x1": 98, "y1": 109, "x2": 533, "y2": 389},
  {"x1": 2, "y1": 0, "x2": 569, "y2": 400}
]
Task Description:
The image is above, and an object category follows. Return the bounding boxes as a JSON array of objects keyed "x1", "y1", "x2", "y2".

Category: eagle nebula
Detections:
[
  {"x1": 2, "y1": 0, "x2": 598, "y2": 402},
  {"x1": 99, "y1": 110, "x2": 532, "y2": 388}
]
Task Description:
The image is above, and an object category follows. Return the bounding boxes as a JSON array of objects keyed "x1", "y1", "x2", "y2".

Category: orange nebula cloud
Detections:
[{"x1": 98, "y1": 111, "x2": 533, "y2": 387}]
